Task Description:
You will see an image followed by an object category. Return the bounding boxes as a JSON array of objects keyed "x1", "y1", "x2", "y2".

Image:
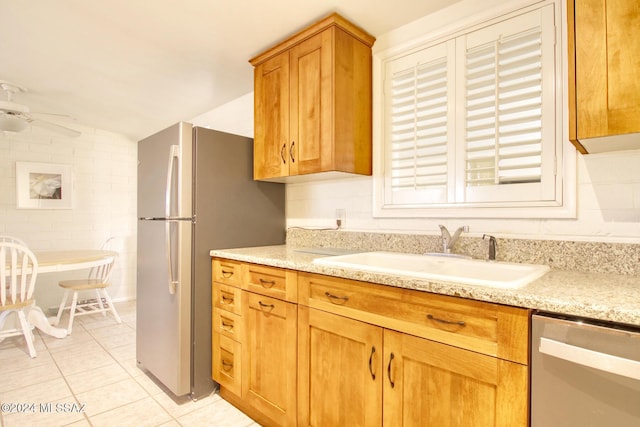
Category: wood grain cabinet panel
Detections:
[
  {"x1": 212, "y1": 258, "x2": 243, "y2": 288},
  {"x1": 242, "y1": 263, "x2": 297, "y2": 302},
  {"x1": 568, "y1": 0, "x2": 640, "y2": 153},
  {"x1": 212, "y1": 332, "x2": 242, "y2": 396},
  {"x1": 383, "y1": 330, "x2": 528, "y2": 427},
  {"x1": 212, "y1": 307, "x2": 243, "y2": 342},
  {"x1": 298, "y1": 306, "x2": 383, "y2": 427},
  {"x1": 242, "y1": 292, "x2": 298, "y2": 426},
  {"x1": 298, "y1": 272, "x2": 529, "y2": 365},
  {"x1": 212, "y1": 282, "x2": 242, "y2": 316},
  {"x1": 250, "y1": 13, "x2": 375, "y2": 181}
]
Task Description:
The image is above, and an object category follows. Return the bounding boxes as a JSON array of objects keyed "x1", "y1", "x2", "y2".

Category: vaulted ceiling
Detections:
[{"x1": 1, "y1": 0, "x2": 459, "y2": 140}]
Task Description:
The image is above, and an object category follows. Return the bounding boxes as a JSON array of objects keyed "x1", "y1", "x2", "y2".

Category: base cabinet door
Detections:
[
  {"x1": 298, "y1": 306, "x2": 383, "y2": 427},
  {"x1": 383, "y1": 330, "x2": 528, "y2": 427},
  {"x1": 242, "y1": 292, "x2": 297, "y2": 426}
]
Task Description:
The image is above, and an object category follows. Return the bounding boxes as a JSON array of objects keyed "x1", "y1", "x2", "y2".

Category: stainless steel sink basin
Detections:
[{"x1": 312, "y1": 251, "x2": 550, "y2": 289}]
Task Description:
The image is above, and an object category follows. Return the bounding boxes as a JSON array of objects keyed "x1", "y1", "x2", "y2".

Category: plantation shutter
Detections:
[
  {"x1": 461, "y1": 6, "x2": 557, "y2": 203},
  {"x1": 378, "y1": 4, "x2": 560, "y2": 213},
  {"x1": 384, "y1": 41, "x2": 454, "y2": 206}
]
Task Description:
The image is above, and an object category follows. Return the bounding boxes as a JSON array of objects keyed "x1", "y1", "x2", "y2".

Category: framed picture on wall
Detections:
[{"x1": 16, "y1": 161, "x2": 73, "y2": 209}]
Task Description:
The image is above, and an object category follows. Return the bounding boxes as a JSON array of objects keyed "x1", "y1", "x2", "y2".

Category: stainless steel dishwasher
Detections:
[{"x1": 531, "y1": 313, "x2": 640, "y2": 426}]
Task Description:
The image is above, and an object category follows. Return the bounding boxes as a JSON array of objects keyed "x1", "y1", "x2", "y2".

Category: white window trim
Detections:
[{"x1": 372, "y1": 0, "x2": 576, "y2": 219}]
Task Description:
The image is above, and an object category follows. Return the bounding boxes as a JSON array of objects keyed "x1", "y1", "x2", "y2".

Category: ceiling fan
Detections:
[{"x1": 0, "y1": 80, "x2": 81, "y2": 137}]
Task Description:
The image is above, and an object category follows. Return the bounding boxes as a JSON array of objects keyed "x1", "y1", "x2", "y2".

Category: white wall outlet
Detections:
[{"x1": 335, "y1": 209, "x2": 346, "y2": 228}]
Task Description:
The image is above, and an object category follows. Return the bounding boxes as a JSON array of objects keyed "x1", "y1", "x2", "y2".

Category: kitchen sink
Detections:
[{"x1": 312, "y1": 251, "x2": 550, "y2": 289}]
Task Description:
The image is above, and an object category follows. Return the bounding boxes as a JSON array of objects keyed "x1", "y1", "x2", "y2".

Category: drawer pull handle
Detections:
[
  {"x1": 427, "y1": 314, "x2": 466, "y2": 327},
  {"x1": 221, "y1": 269, "x2": 234, "y2": 278},
  {"x1": 387, "y1": 352, "x2": 395, "y2": 388},
  {"x1": 259, "y1": 278, "x2": 276, "y2": 288},
  {"x1": 368, "y1": 346, "x2": 376, "y2": 380},
  {"x1": 325, "y1": 291, "x2": 349, "y2": 303},
  {"x1": 221, "y1": 359, "x2": 233, "y2": 371},
  {"x1": 221, "y1": 295, "x2": 234, "y2": 304},
  {"x1": 221, "y1": 320, "x2": 234, "y2": 331},
  {"x1": 258, "y1": 301, "x2": 275, "y2": 310}
]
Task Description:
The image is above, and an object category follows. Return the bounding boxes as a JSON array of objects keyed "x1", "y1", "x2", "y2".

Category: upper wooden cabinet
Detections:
[
  {"x1": 568, "y1": 0, "x2": 640, "y2": 153},
  {"x1": 250, "y1": 13, "x2": 375, "y2": 181}
]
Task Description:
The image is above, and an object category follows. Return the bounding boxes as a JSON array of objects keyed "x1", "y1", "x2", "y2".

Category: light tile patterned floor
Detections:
[{"x1": 0, "y1": 301, "x2": 259, "y2": 427}]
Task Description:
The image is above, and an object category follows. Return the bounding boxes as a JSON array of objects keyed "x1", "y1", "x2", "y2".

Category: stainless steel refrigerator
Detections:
[{"x1": 136, "y1": 122, "x2": 284, "y2": 399}]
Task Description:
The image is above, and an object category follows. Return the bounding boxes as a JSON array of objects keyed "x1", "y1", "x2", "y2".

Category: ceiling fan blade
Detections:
[{"x1": 29, "y1": 118, "x2": 81, "y2": 137}]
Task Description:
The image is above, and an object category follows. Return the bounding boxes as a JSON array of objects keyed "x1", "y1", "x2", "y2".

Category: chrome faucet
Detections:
[
  {"x1": 483, "y1": 234, "x2": 497, "y2": 261},
  {"x1": 439, "y1": 224, "x2": 469, "y2": 254}
]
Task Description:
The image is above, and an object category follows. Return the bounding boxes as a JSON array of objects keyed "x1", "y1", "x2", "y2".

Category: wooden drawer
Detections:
[
  {"x1": 213, "y1": 282, "x2": 242, "y2": 316},
  {"x1": 242, "y1": 263, "x2": 297, "y2": 303},
  {"x1": 212, "y1": 258, "x2": 243, "y2": 287},
  {"x1": 213, "y1": 307, "x2": 243, "y2": 342},
  {"x1": 212, "y1": 333, "x2": 242, "y2": 396},
  {"x1": 298, "y1": 272, "x2": 530, "y2": 365}
]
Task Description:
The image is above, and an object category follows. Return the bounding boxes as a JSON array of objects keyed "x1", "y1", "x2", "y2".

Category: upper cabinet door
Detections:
[
  {"x1": 253, "y1": 51, "x2": 290, "y2": 180},
  {"x1": 289, "y1": 30, "x2": 333, "y2": 177},
  {"x1": 569, "y1": 0, "x2": 640, "y2": 153},
  {"x1": 250, "y1": 13, "x2": 375, "y2": 182}
]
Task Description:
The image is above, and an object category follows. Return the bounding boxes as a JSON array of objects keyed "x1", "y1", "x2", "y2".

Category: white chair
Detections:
[
  {"x1": 0, "y1": 242, "x2": 39, "y2": 358},
  {"x1": 54, "y1": 238, "x2": 122, "y2": 334},
  {"x1": 0, "y1": 235, "x2": 27, "y2": 246}
]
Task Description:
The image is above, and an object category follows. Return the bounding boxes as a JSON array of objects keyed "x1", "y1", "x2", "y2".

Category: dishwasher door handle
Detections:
[{"x1": 539, "y1": 337, "x2": 640, "y2": 381}]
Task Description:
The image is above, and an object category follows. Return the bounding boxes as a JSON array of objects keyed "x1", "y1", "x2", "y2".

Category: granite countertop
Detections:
[{"x1": 210, "y1": 245, "x2": 640, "y2": 327}]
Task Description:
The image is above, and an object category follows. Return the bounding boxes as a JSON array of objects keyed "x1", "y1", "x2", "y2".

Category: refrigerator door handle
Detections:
[
  {"x1": 166, "y1": 219, "x2": 179, "y2": 295},
  {"x1": 165, "y1": 145, "x2": 180, "y2": 295},
  {"x1": 165, "y1": 144, "x2": 180, "y2": 218}
]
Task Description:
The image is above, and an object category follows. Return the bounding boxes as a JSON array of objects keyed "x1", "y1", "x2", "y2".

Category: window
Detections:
[{"x1": 374, "y1": 1, "x2": 575, "y2": 218}]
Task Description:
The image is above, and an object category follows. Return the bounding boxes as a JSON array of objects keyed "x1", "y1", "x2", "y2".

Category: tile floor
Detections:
[{"x1": 0, "y1": 301, "x2": 259, "y2": 427}]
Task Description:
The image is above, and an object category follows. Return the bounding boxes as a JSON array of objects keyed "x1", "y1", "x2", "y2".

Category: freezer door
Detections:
[
  {"x1": 138, "y1": 122, "x2": 193, "y2": 219},
  {"x1": 136, "y1": 218, "x2": 192, "y2": 396}
]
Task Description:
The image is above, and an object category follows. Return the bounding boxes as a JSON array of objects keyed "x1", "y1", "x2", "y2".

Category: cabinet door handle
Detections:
[
  {"x1": 258, "y1": 301, "x2": 275, "y2": 310},
  {"x1": 221, "y1": 320, "x2": 234, "y2": 331},
  {"x1": 325, "y1": 291, "x2": 349, "y2": 303},
  {"x1": 221, "y1": 269, "x2": 234, "y2": 278},
  {"x1": 281, "y1": 143, "x2": 287, "y2": 164},
  {"x1": 221, "y1": 359, "x2": 233, "y2": 371},
  {"x1": 259, "y1": 278, "x2": 276, "y2": 288},
  {"x1": 387, "y1": 352, "x2": 395, "y2": 388},
  {"x1": 368, "y1": 346, "x2": 376, "y2": 380},
  {"x1": 427, "y1": 314, "x2": 466, "y2": 327},
  {"x1": 290, "y1": 141, "x2": 295, "y2": 163}
]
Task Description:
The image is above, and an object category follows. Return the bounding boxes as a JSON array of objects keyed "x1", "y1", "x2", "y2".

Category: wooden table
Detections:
[{"x1": 35, "y1": 250, "x2": 118, "y2": 273}]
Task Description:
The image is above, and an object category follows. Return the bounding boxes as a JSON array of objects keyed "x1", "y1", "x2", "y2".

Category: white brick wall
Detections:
[
  {"x1": 286, "y1": 149, "x2": 640, "y2": 243},
  {"x1": 0, "y1": 125, "x2": 137, "y2": 311}
]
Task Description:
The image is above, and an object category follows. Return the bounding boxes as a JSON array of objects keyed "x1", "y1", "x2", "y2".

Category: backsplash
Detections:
[{"x1": 286, "y1": 228, "x2": 640, "y2": 276}]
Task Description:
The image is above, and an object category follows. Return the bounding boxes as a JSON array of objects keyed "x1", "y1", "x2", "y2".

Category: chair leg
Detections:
[
  {"x1": 55, "y1": 289, "x2": 70, "y2": 326},
  {"x1": 68, "y1": 291, "x2": 79, "y2": 334},
  {"x1": 101, "y1": 289, "x2": 122, "y2": 324},
  {"x1": 95, "y1": 289, "x2": 107, "y2": 317},
  {"x1": 17, "y1": 310, "x2": 36, "y2": 358}
]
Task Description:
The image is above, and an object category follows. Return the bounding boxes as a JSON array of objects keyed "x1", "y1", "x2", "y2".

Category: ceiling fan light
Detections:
[{"x1": 0, "y1": 115, "x2": 28, "y2": 132}]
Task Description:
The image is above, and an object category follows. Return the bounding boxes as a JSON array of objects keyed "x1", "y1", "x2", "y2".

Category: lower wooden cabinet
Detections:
[
  {"x1": 383, "y1": 329, "x2": 528, "y2": 427},
  {"x1": 298, "y1": 306, "x2": 383, "y2": 427},
  {"x1": 213, "y1": 259, "x2": 530, "y2": 427},
  {"x1": 242, "y1": 291, "x2": 297, "y2": 426},
  {"x1": 298, "y1": 306, "x2": 528, "y2": 427}
]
